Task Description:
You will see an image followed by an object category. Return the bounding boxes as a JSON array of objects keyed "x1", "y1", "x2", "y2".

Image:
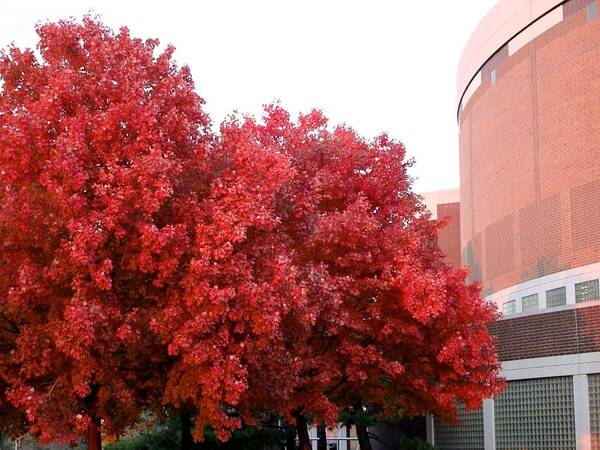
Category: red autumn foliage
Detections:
[
  {"x1": 0, "y1": 17, "x2": 503, "y2": 447},
  {"x1": 0, "y1": 17, "x2": 209, "y2": 444},
  {"x1": 224, "y1": 107, "x2": 503, "y2": 432},
  {"x1": 151, "y1": 113, "x2": 301, "y2": 441}
]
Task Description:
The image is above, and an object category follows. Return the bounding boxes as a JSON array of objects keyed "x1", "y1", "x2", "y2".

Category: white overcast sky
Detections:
[{"x1": 0, "y1": 0, "x2": 496, "y2": 193}]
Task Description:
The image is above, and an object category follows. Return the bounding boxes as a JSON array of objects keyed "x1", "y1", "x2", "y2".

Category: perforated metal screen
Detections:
[
  {"x1": 495, "y1": 376, "x2": 575, "y2": 450},
  {"x1": 589, "y1": 373, "x2": 600, "y2": 450},
  {"x1": 434, "y1": 404, "x2": 484, "y2": 450}
]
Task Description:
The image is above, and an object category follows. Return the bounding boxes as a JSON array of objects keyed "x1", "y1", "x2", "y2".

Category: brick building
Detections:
[{"x1": 428, "y1": 1, "x2": 600, "y2": 449}]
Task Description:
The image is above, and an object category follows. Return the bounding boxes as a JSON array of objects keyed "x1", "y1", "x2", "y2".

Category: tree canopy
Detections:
[{"x1": 0, "y1": 17, "x2": 503, "y2": 450}]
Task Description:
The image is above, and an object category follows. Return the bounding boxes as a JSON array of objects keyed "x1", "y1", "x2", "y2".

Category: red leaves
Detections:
[
  {"x1": 0, "y1": 16, "x2": 502, "y2": 446},
  {"x1": 0, "y1": 16, "x2": 209, "y2": 444},
  {"x1": 226, "y1": 105, "x2": 503, "y2": 425}
]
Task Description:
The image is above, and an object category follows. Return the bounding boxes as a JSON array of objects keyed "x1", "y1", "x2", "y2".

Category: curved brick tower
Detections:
[{"x1": 431, "y1": 1, "x2": 600, "y2": 449}]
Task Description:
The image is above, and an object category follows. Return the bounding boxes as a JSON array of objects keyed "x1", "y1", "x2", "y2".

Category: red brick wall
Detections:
[
  {"x1": 437, "y1": 202, "x2": 461, "y2": 268},
  {"x1": 459, "y1": 1, "x2": 600, "y2": 295},
  {"x1": 490, "y1": 303, "x2": 600, "y2": 361}
]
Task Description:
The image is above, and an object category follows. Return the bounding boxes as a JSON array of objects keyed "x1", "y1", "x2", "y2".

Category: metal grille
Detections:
[
  {"x1": 522, "y1": 293, "x2": 539, "y2": 312},
  {"x1": 434, "y1": 404, "x2": 484, "y2": 450},
  {"x1": 589, "y1": 373, "x2": 600, "y2": 450},
  {"x1": 575, "y1": 279, "x2": 600, "y2": 303},
  {"x1": 307, "y1": 425, "x2": 359, "y2": 450},
  {"x1": 495, "y1": 376, "x2": 575, "y2": 450},
  {"x1": 547, "y1": 286, "x2": 567, "y2": 308},
  {"x1": 503, "y1": 300, "x2": 516, "y2": 315},
  {"x1": 308, "y1": 438, "x2": 359, "y2": 450}
]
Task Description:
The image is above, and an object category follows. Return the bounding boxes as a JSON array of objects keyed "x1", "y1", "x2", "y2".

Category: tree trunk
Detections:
[
  {"x1": 87, "y1": 418, "x2": 102, "y2": 450},
  {"x1": 295, "y1": 414, "x2": 311, "y2": 450},
  {"x1": 285, "y1": 424, "x2": 297, "y2": 450},
  {"x1": 317, "y1": 423, "x2": 327, "y2": 450},
  {"x1": 181, "y1": 411, "x2": 193, "y2": 450},
  {"x1": 355, "y1": 422, "x2": 372, "y2": 450}
]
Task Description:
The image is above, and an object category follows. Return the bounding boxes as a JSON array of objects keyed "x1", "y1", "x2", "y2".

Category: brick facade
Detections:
[
  {"x1": 436, "y1": 202, "x2": 461, "y2": 268},
  {"x1": 444, "y1": 0, "x2": 600, "y2": 445},
  {"x1": 459, "y1": 1, "x2": 600, "y2": 296},
  {"x1": 490, "y1": 303, "x2": 600, "y2": 361}
]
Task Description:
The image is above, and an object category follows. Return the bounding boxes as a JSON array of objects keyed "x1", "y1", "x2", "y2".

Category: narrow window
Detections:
[
  {"x1": 503, "y1": 300, "x2": 516, "y2": 315},
  {"x1": 587, "y1": 2, "x2": 597, "y2": 20},
  {"x1": 491, "y1": 69, "x2": 497, "y2": 86},
  {"x1": 546, "y1": 286, "x2": 567, "y2": 308},
  {"x1": 575, "y1": 279, "x2": 600, "y2": 303},
  {"x1": 522, "y1": 293, "x2": 539, "y2": 312}
]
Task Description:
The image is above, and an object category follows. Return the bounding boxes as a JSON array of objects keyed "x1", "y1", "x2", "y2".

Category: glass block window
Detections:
[
  {"x1": 434, "y1": 403, "x2": 484, "y2": 450},
  {"x1": 546, "y1": 286, "x2": 567, "y2": 308},
  {"x1": 589, "y1": 373, "x2": 600, "y2": 450},
  {"x1": 575, "y1": 279, "x2": 600, "y2": 303},
  {"x1": 522, "y1": 293, "x2": 539, "y2": 312},
  {"x1": 503, "y1": 300, "x2": 516, "y2": 315},
  {"x1": 588, "y1": 1, "x2": 597, "y2": 20},
  {"x1": 495, "y1": 376, "x2": 575, "y2": 450}
]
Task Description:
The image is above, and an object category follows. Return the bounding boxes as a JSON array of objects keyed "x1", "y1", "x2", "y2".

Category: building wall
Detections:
[
  {"x1": 490, "y1": 302, "x2": 600, "y2": 361},
  {"x1": 457, "y1": 0, "x2": 566, "y2": 105},
  {"x1": 420, "y1": 189, "x2": 461, "y2": 268},
  {"x1": 435, "y1": 1, "x2": 600, "y2": 449},
  {"x1": 460, "y1": 0, "x2": 600, "y2": 297},
  {"x1": 437, "y1": 202, "x2": 462, "y2": 268}
]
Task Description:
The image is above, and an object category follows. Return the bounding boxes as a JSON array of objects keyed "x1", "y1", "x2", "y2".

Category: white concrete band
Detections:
[
  {"x1": 502, "y1": 352, "x2": 600, "y2": 380},
  {"x1": 486, "y1": 261, "x2": 600, "y2": 316},
  {"x1": 507, "y1": 5, "x2": 564, "y2": 55},
  {"x1": 458, "y1": 0, "x2": 565, "y2": 111}
]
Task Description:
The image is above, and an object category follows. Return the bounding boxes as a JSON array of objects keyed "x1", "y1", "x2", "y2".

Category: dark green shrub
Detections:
[
  {"x1": 397, "y1": 436, "x2": 435, "y2": 450},
  {"x1": 105, "y1": 416, "x2": 285, "y2": 450}
]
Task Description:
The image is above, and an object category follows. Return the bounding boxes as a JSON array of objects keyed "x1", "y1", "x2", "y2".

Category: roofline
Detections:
[{"x1": 457, "y1": 0, "x2": 565, "y2": 114}]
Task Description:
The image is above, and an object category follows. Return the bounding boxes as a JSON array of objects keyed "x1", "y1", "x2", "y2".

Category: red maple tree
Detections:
[
  {"x1": 221, "y1": 106, "x2": 503, "y2": 449},
  {"x1": 0, "y1": 17, "x2": 503, "y2": 450},
  {"x1": 0, "y1": 17, "x2": 209, "y2": 448},
  {"x1": 151, "y1": 113, "x2": 301, "y2": 442}
]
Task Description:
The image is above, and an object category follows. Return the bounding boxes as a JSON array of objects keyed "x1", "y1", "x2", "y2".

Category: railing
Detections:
[{"x1": 307, "y1": 437, "x2": 361, "y2": 450}]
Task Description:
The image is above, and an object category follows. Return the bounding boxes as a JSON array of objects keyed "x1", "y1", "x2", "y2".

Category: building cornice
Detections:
[{"x1": 457, "y1": 0, "x2": 564, "y2": 115}]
